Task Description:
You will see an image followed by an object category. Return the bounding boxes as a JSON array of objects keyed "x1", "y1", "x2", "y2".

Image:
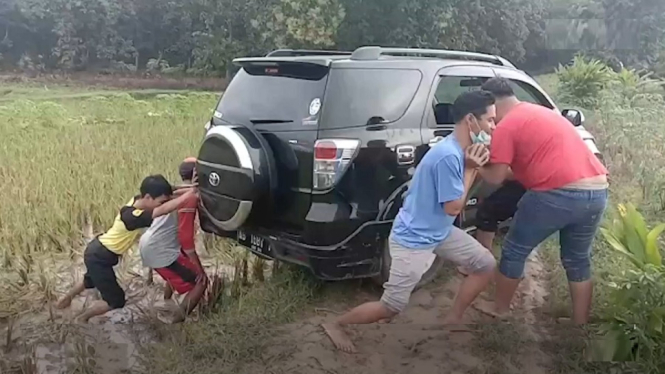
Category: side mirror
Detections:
[{"x1": 562, "y1": 109, "x2": 585, "y2": 127}]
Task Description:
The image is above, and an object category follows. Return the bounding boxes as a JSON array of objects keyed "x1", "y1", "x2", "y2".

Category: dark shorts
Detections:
[
  {"x1": 500, "y1": 188, "x2": 608, "y2": 282},
  {"x1": 83, "y1": 238, "x2": 125, "y2": 309},
  {"x1": 154, "y1": 251, "x2": 200, "y2": 295},
  {"x1": 476, "y1": 180, "x2": 527, "y2": 232}
]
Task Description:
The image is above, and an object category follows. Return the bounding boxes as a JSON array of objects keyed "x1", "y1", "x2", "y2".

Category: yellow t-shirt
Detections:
[{"x1": 98, "y1": 197, "x2": 154, "y2": 255}]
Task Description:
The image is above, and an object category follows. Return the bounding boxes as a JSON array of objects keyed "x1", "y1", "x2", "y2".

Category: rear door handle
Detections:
[
  {"x1": 396, "y1": 145, "x2": 415, "y2": 165},
  {"x1": 428, "y1": 136, "x2": 444, "y2": 147}
]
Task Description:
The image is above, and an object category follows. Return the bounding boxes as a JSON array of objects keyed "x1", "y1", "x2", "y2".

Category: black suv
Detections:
[{"x1": 196, "y1": 46, "x2": 601, "y2": 287}]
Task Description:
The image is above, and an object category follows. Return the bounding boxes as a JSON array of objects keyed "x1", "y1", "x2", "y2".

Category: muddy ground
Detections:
[{"x1": 1, "y1": 242, "x2": 572, "y2": 374}]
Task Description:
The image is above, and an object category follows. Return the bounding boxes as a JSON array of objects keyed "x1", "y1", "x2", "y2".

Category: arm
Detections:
[
  {"x1": 444, "y1": 168, "x2": 477, "y2": 217},
  {"x1": 178, "y1": 195, "x2": 204, "y2": 273},
  {"x1": 478, "y1": 163, "x2": 512, "y2": 185},
  {"x1": 478, "y1": 122, "x2": 515, "y2": 185},
  {"x1": 433, "y1": 155, "x2": 469, "y2": 218},
  {"x1": 152, "y1": 188, "x2": 197, "y2": 218}
]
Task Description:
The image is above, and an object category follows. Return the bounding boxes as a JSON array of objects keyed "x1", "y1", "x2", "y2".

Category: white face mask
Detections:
[{"x1": 469, "y1": 117, "x2": 491, "y2": 145}]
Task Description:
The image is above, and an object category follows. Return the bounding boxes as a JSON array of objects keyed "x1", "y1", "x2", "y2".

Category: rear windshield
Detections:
[
  {"x1": 319, "y1": 68, "x2": 422, "y2": 129},
  {"x1": 215, "y1": 62, "x2": 329, "y2": 127}
]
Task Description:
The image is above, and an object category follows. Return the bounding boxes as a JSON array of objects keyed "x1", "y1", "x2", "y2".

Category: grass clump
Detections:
[{"x1": 137, "y1": 266, "x2": 329, "y2": 374}]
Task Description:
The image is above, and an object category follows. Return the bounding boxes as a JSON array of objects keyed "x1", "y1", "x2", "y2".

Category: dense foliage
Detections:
[{"x1": 0, "y1": 0, "x2": 662, "y2": 75}]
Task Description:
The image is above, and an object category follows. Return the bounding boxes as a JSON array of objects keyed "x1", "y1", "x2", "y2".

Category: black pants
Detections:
[
  {"x1": 475, "y1": 180, "x2": 527, "y2": 232},
  {"x1": 83, "y1": 238, "x2": 125, "y2": 309}
]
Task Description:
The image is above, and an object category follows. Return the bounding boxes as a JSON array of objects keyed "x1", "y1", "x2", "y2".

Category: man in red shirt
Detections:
[{"x1": 475, "y1": 78, "x2": 608, "y2": 324}]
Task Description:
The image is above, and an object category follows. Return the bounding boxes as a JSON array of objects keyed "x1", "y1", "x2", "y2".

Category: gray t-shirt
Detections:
[{"x1": 139, "y1": 212, "x2": 181, "y2": 268}]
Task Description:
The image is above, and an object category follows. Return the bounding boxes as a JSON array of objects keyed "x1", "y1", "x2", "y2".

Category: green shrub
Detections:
[
  {"x1": 600, "y1": 203, "x2": 664, "y2": 270},
  {"x1": 556, "y1": 55, "x2": 612, "y2": 108},
  {"x1": 591, "y1": 203, "x2": 665, "y2": 371},
  {"x1": 606, "y1": 68, "x2": 664, "y2": 107},
  {"x1": 591, "y1": 267, "x2": 665, "y2": 371}
]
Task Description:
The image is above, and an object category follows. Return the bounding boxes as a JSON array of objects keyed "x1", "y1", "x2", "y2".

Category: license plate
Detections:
[{"x1": 236, "y1": 230, "x2": 272, "y2": 257}]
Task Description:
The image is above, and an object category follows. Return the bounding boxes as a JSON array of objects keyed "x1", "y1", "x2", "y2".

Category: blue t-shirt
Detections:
[{"x1": 391, "y1": 135, "x2": 465, "y2": 249}]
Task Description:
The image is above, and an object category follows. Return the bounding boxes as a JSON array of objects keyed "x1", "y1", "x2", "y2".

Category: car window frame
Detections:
[
  {"x1": 424, "y1": 65, "x2": 496, "y2": 129},
  {"x1": 491, "y1": 68, "x2": 559, "y2": 111}
]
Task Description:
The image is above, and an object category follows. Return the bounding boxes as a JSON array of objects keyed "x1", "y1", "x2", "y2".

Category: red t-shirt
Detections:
[
  {"x1": 177, "y1": 194, "x2": 199, "y2": 251},
  {"x1": 489, "y1": 102, "x2": 608, "y2": 191}
]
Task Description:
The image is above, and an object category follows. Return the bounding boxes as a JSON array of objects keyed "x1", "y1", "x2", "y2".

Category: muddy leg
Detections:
[
  {"x1": 145, "y1": 268, "x2": 154, "y2": 286},
  {"x1": 164, "y1": 283, "x2": 174, "y2": 300},
  {"x1": 475, "y1": 230, "x2": 496, "y2": 251},
  {"x1": 76, "y1": 300, "x2": 113, "y2": 323},
  {"x1": 172, "y1": 276, "x2": 208, "y2": 323},
  {"x1": 55, "y1": 281, "x2": 86, "y2": 309},
  {"x1": 322, "y1": 301, "x2": 395, "y2": 353}
]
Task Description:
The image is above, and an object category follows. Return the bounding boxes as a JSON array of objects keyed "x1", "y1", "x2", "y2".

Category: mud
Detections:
[
  {"x1": 244, "y1": 252, "x2": 553, "y2": 374},
  {"x1": 2, "y1": 246, "x2": 554, "y2": 374},
  {"x1": 0, "y1": 237, "x2": 236, "y2": 374}
]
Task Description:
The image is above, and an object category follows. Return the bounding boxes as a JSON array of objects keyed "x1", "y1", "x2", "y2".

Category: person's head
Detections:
[
  {"x1": 179, "y1": 157, "x2": 197, "y2": 183},
  {"x1": 451, "y1": 90, "x2": 496, "y2": 145},
  {"x1": 480, "y1": 77, "x2": 520, "y2": 122},
  {"x1": 138, "y1": 174, "x2": 173, "y2": 209}
]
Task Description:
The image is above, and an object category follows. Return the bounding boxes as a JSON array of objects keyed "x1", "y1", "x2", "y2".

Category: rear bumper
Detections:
[{"x1": 200, "y1": 214, "x2": 389, "y2": 281}]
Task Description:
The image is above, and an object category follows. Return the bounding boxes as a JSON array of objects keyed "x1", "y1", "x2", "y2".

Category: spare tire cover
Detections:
[{"x1": 197, "y1": 124, "x2": 277, "y2": 231}]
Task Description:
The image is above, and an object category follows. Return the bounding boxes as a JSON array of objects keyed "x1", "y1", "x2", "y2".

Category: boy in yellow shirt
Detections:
[{"x1": 56, "y1": 174, "x2": 197, "y2": 322}]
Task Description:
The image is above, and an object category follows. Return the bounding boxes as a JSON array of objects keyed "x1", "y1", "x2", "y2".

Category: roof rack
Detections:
[
  {"x1": 266, "y1": 49, "x2": 353, "y2": 57},
  {"x1": 350, "y1": 46, "x2": 515, "y2": 68}
]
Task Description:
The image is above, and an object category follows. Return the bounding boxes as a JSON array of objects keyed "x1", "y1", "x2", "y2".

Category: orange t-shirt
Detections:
[{"x1": 489, "y1": 102, "x2": 608, "y2": 191}]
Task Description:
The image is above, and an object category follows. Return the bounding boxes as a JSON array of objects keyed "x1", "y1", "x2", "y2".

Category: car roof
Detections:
[
  {"x1": 233, "y1": 46, "x2": 518, "y2": 71},
  {"x1": 232, "y1": 55, "x2": 522, "y2": 74}
]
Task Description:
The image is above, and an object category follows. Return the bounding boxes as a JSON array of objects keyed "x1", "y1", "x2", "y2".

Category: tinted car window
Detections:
[
  {"x1": 215, "y1": 63, "x2": 329, "y2": 128},
  {"x1": 507, "y1": 80, "x2": 553, "y2": 108},
  {"x1": 319, "y1": 68, "x2": 422, "y2": 129},
  {"x1": 434, "y1": 76, "x2": 486, "y2": 104},
  {"x1": 431, "y1": 76, "x2": 553, "y2": 126},
  {"x1": 434, "y1": 76, "x2": 551, "y2": 107}
]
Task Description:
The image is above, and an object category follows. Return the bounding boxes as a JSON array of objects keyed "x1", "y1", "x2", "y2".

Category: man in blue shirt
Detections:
[{"x1": 322, "y1": 91, "x2": 498, "y2": 353}]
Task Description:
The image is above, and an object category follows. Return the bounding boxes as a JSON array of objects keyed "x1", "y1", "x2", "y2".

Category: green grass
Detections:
[{"x1": 0, "y1": 90, "x2": 218, "y2": 263}]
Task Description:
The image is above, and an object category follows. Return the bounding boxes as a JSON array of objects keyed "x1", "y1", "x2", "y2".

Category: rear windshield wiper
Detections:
[{"x1": 249, "y1": 119, "x2": 294, "y2": 124}]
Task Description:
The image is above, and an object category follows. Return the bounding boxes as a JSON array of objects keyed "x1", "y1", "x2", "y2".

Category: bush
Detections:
[
  {"x1": 606, "y1": 68, "x2": 664, "y2": 107},
  {"x1": 591, "y1": 203, "x2": 665, "y2": 371},
  {"x1": 556, "y1": 55, "x2": 612, "y2": 108}
]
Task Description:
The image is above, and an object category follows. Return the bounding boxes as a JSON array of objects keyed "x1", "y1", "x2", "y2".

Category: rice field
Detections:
[{"x1": 0, "y1": 88, "x2": 219, "y2": 264}]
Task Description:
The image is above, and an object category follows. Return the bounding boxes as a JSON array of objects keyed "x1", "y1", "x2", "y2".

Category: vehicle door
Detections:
[{"x1": 420, "y1": 65, "x2": 497, "y2": 229}]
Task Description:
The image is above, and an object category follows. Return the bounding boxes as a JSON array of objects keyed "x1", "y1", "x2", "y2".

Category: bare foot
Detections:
[
  {"x1": 473, "y1": 300, "x2": 511, "y2": 320},
  {"x1": 457, "y1": 266, "x2": 469, "y2": 277},
  {"x1": 74, "y1": 315, "x2": 91, "y2": 324},
  {"x1": 55, "y1": 295, "x2": 73, "y2": 309},
  {"x1": 441, "y1": 315, "x2": 474, "y2": 333},
  {"x1": 322, "y1": 323, "x2": 357, "y2": 353}
]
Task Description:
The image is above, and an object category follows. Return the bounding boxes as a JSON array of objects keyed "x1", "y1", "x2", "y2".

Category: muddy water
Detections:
[{"x1": 1, "y1": 237, "x2": 238, "y2": 374}]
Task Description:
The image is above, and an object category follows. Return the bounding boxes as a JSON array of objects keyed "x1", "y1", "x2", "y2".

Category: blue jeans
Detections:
[{"x1": 500, "y1": 188, "x2": 608, "y2": 282}]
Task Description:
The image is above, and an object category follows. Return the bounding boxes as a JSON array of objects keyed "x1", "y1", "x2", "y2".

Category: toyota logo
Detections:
[{"x1": 208, "y1": 172, "x2": 220, "y2": 187}]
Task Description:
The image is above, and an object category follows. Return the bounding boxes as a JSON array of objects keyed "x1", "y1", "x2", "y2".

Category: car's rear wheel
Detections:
[
  {"x1": 197, "y1": 124, "x2": 278, "y2": 231},
  {"x1": 372, "y1": 239, "x2": 444, "y2": 291}
]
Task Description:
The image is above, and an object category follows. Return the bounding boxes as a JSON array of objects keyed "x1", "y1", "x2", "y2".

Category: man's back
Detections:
[
  {"x1": 490, "y1": 102, "x2": 607, "y2": 191},
  {"x1": 139, "y1": 212, "x2": 181, "y2": 269}
]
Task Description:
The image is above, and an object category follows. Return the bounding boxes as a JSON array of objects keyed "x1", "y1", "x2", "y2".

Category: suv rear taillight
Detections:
[{"x1": 313, "y1": 139, "x2": 360, "y2": 190}]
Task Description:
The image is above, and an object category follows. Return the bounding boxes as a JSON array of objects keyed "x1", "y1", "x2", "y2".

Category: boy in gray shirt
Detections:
[{"x1": 140, "y1": 158, "x2": 207, "y2": 322}]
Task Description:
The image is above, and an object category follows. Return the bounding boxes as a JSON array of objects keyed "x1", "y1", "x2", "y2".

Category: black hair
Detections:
[
  {"x1": 480, "y1": 77, "x2": 515, "y2": 99},
  {"x1": 139, "y1": 174, "x2": 173, "y2": 198},
  {"x1": 451, "y1": 90, "x2": 496, "y2": 124},
  {"x1": 179, "y1": 161, "x2": 196, "y2": 181}
]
